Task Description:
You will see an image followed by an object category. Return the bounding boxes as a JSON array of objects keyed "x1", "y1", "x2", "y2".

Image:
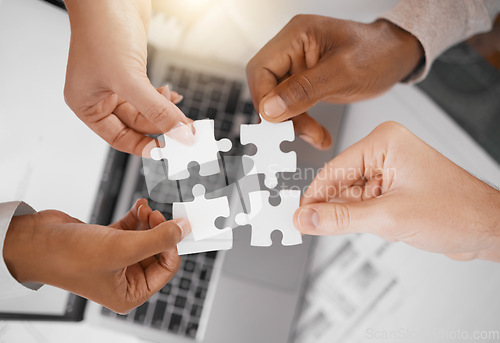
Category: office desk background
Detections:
[{"x1": 1, "y1": 0, "x2": 499, "y2": 342}]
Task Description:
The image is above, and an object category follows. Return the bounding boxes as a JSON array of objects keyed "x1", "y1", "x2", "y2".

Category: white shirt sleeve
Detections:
[
  {"x1": 0, "y1": 201, "x2": 43, "y2": 299},
  {"x1": 379, "y1": 0, "x2": 500, "y2": 83}
]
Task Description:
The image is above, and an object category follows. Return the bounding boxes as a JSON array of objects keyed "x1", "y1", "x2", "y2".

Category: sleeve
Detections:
[
  {"x1": 379, "y1": 0, "x2": 500, "y2": 83},
  {"x1": 0, "y1": 201, "x2": 43, "y2": 299}
]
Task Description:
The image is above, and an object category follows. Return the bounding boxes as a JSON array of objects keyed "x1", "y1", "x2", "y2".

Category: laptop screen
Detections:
[{"x1": 0, "y1": 286, "x2": 69, "y2": 317}]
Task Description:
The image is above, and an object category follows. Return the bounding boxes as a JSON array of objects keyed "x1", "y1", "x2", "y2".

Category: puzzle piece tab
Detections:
[
  {"x1": 240, "y1": 116, "x2": 296, "y2": 188},
  {"x1": 173, "y1": 184, "x2": 231, "y2": 241},
  {"x1": 235, "y1": 189, "x2": 302, "y2": 246},
  {"x1": 151, "y1": 119, "x2": 232, "y2": 180}
]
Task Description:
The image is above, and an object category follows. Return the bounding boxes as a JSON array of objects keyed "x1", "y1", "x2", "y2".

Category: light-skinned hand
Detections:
[
  {"x1": 64, "y1": 0, "x2": 194, "y2": 156},
  {"x1": 294, "y1": 122, "x2": 500, "y2": 262},
  {"x1": 246, "y1": 15, "x2": 424, "y2": 150},
  {"x1": 4, "y1": 199, "x2": 190, "y2": 313}
]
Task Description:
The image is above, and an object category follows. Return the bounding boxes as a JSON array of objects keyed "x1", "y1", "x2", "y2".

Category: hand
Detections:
[
  {"x1": 293, "y1": 122, "x2": 500, "y2": 262},
  {"x1": 64, "y1": 0, "x2": 194, "y2": 156},
  {"x1": 3, "y1": 199, "x2": 190, "y2": 313},
  {"x1": 246, "y1": 15, "x2": 424, "y2": 150}
]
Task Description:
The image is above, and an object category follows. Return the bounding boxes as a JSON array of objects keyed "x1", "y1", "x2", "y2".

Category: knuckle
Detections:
[
  {"x1": 158, "y1": 253, "x2": 181, "y2": 274},
  {"x1": 37, "y1": 210, "x2": 72, "y2": 223},
  {"x1": 286, "y1": 74, "x2": 315, "y2": 103},
  {"x1": 377, "y1": 121, "x2": 405, "y2": 133},
  {"x1": 290, "y1": 14, "x2": 310, "y2": 25},
  {"x1": 110, "y1": 127, "x2": 131, "y2": 149},
  {"x1": 143, "y1": 103, "x2": 170, "y2": 125},
  {"x1": 111, "y1": 303, "x2": 134, "y2": 315},
  {"x1": 374, "y1": 121, "x2": 412, "y2": 142},
  {"x1": 328, "y1": 204, "x2": 351, "y2": 233}
]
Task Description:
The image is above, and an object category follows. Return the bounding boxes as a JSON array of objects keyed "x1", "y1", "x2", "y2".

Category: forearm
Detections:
[
  {"x1": 0, "y1": 202, "x2": 42, "y2": 299},
  {"x1": 476, "y1": 184, "x2": 500, "y2": 261},
  {"x1": 379, "y1": 0, "x2": 500, "y2": 83}
]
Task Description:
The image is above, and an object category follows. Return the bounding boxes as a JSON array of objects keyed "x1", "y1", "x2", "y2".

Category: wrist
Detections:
[
  {"x1": 480, "y1": 188, "x2": 500, "y2": 261},
  {"x1": 370, "y1": 19, "x2": 424, "y2": 82},
  {"x1": 3, "y1": 215, "x2": 39, "y2": 284}
]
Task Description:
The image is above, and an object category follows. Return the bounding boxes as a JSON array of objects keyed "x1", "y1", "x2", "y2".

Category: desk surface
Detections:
[{"x1": 0, "y1": 0, "x2": 499, "y2": 342}]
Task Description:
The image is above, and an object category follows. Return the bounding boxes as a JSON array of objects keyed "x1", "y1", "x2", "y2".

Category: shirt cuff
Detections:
[
  {"x1": 379, "y1": 0, "x2": 497, "y2": 84},
  {"x1": 0, "y1": 201, "x2": 43, "y2": 299}
]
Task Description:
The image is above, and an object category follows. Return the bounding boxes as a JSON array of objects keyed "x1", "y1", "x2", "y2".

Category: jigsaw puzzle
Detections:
[
  {"x1": 150, "y1": 119, "x2": 232, "y2": 180},
  {"x1": 240, "y1": 116, "x2": 297, "y2": 188},
  {"x1": 146, "y1": 115, "x2": 303, "y2": 252},
  {"x1": 235, "y1": 189, "x2": 302, "y2": 247},
  {"x1": 172, "y1": 184, "x2": 231, "y2": 241}
]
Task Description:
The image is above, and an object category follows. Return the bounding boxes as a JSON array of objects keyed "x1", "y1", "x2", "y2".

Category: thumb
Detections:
[
  {"x1": 118, "y1": 218, "x2": 191, "y2": 266},
  {"x1": 294, "y1": 201, "x2": 385, "y2": 236},
  {"x1": 114, "y1": 74, "x2": 192, "y2": 136},
  {"x1": 259, "y1": 65, "x2": 327, "y2": 122}
]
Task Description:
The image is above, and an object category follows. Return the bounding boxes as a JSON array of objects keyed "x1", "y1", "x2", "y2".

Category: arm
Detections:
[
  {"x1": 246, "y1": 2, "x2": 499, "y2": 146},
  {"x1": 3, "y1": 199, "x2": 190, "y2": 313},
  {"x1": 246, "y1": 15, "x2": 424, "y2": 149},
  {"x1": 63, "y1": 0, "x2": 194, "y2": 156},
  {"x1": 294, "y1": 122, "x2": 500, "y2": 262},
  {"x1": 379, "y1": 0, "x2": 500, "y2": 82},
  {"x1": 0, "y1": 202, "x2": 42, "y2": 299}
]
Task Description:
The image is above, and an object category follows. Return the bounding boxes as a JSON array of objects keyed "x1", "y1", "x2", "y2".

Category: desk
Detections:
[{"x1": 0, "y1": 0, "x2": 499, "y2": 342}]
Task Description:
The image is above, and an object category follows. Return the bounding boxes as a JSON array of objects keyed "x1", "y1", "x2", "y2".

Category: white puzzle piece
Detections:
[
  {"x1": 235, "y1": 189, "x2": 302, "y2": 246},
  {"x1": 172, "y1": 184, "x2": 232, "y2": 241},
  {"x1": 240, "y1": 115, "x2": 296, "y2": 188},
  {"x1": 150, "y1": 119, "x2": 232, "y2": 180},
  {"x1": 176, "y1": 231, "x2": 233, "y2": 256}
]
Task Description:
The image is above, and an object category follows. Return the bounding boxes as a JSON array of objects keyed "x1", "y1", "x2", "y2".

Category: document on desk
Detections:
[{"x1": 295, "y1": 235, "x2": 400, "y2": 343}]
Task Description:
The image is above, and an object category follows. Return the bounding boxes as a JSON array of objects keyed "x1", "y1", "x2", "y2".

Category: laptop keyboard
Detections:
[{"x1": 101, "y1": 64, "x2": 256, "y2": 340}]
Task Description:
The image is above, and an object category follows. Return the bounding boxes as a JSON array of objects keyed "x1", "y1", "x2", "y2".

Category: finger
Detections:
[
  {"x1": 138, "y1": 210, "x2": 180, "y2": 270},
  {"x1": 258, "y1": 60, "x2": 336, "y2": 122},
  {"x1": 143, "y1": 248, "x2": 181, "y2": 295},
  {"x1": 149, "y1": 210, "x2": 167, "y2": 228},
  {"x1": 113, "y1": 74, "x2": 194, "y2": 142},
  {"x1": 246, "y1": 19, "x2": 319, "y2": 114},
  {"x1": 301, "y1": 145, "x2": 365, "y2": 206},
  {"x1": 292, "y1": 113, "x2": 332, "y2": 150},
  {"x1": 113, "y1": 100, "x2": 161, "y2": 135},
  {"x1": 111, "y1": 198, "x2": 149, "y2": 230},
  {"x1": 336, "y1": 175, "x2": 384, "y2": 203},
  {"x1": 140, "y1": 210, "x2": 168, "y2": 269},
  {"x1": 445, "y1": 253, "x2": 477, "y2": 261},
  {"x1": 158, "y1": 85, "x2": 183, "y2": 105},
  {"x1": 300, "y1": 125, "x2": 389, "y2": 206},
  {"x1": 118, "y1": 219, "x2": 191, "y2": 266},
  {"x1": 137, "y1": 204, "x2": 152, "y2": 231},
  {"x1": 113, "y1": 85, "x2": 187, "y2": 135},
  {"x1": 136, "y1": 207, "x2": 157, "y2": 269},
  {"x1": 294, "y1": 200, "x2": 387, "y2": 236}
]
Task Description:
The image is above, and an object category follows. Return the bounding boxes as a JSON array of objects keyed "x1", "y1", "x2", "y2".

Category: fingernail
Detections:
[
  {"x1": 166, "y1": 122, "x2": 195, "y2": 146},
  {"x1": 298, "y1": 208, "x2": 319, "y2": 231},
  {"x1": 161, "y1": 84, "x2": 171, "y2": 99},
  {"x1": 174, "y1": 218, "x2": 191, "y2": 239},
  {"x1": 299, "y1": 134, "x2": 316, "y2": 146},
  {"x1": 263, "y1": 95, "x2": 287, "y2": 118},
  {"x1": 172, "y1": 93, "x2": 183, "y2": 104}
]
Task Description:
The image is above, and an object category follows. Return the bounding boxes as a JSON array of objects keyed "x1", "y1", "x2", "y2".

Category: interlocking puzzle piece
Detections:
[
  {"x1": 150, "y1": 119, "x2": 232, "y2": 180},
  {"x1": 176, "y1": 226, "x2": 233, "y2": 256},
  {"x1": 235, "y1": 189, "x2": 302, "y2": 246},
  {"x1": 240, "y1": 115, "x2": 297, "y2": 188},
  {"x1": 172, "y1": 184, "x2": 231, "y2": 241},
  {"x1": 142, "y1": 157, "x2": 182, "y2": 204}
]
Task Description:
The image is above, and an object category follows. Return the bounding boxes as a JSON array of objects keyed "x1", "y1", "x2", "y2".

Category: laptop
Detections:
[
  {"x1": 0, "y1": 1, "x2": 345, "y2": 342},
  {"x1": 82, "y1": 48, "x2": 345, "y2": 342}
]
